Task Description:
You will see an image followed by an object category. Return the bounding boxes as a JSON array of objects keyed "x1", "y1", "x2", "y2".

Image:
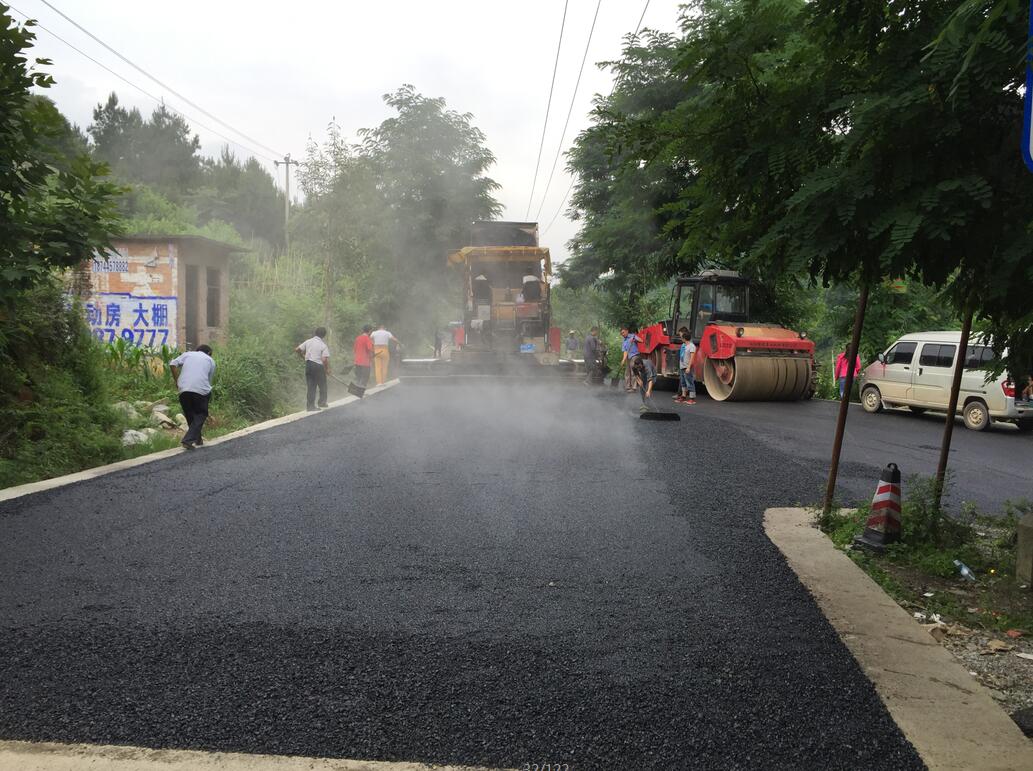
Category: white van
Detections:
[{"x1": 857, "y1": 331, "x2": 1032, "y2": 432}]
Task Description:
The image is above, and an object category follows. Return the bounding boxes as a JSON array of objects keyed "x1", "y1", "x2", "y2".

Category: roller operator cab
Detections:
[{"x1": 637, "y1": 270, "x2": 817, "y2": 401}]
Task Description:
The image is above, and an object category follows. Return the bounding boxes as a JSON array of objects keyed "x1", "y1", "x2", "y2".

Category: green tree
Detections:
[
  {"x1": 89, "y1": 93, "x2": 202, "y2": 196},
  {"x1": 192, "y1": 148, "x2": 285, "y2": 248},
  {"x1": 298, "y1": 87, "x2": 502, "y2": 336},
  {"x1": 561, "y1": 31, "x2": 686, "y2": 300},
  {"x1": 359, "y1": 85, "x2": 502, "y2": 314},
  {"x1": 0, "y1": 6, "x2": 122, "y2": 302}
]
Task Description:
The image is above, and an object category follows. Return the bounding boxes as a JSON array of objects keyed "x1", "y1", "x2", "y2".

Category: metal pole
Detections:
[
  {"x1": 275, "y1": 154, "x2": 297, "y2": 255},
  {"x1": 934, "y1": 305, "x2": 973, "y2": 510},
  {"x1": 823, "y1": 282, "x2": 870, "y2": 517},
  {"x1": 284, "y1": 153, "x2": 291, "y2": 254}
]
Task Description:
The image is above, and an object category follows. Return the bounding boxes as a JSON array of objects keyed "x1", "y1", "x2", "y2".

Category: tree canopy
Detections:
[
  {"x1": 563, "y1": 0, "x2": 1033, "y2": 352},
  {"x1": 297, "y1": 85, "x2": 501, "y2": 326},
  {"x1": 0, "y1": 6, "x2": 122, "y2": 303}
]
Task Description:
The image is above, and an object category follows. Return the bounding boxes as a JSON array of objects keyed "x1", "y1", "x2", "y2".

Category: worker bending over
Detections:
[
  {"x1": 631, "y1": 354, "x2": 657, "y2": 411},
  {"x1": 169, "y1": 344, "x2": 215, "y2": 449}
]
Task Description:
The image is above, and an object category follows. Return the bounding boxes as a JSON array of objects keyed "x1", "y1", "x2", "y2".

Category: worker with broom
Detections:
[
  {"x1": 353, "y1": 325, "x2": 374, "y2": 388},
  {"x1": 295, "y1": 327, "x2": 330, "y2": 411}
]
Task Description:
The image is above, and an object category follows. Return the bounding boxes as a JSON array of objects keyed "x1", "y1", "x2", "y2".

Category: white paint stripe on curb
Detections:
[
  {"x1": 0, "y1": 380, "x2": 400, "y2": 504},
  {"x1": 0, "y1": 739, "x2": 501, "y2": 771},
  {"x1": 765, "y1": 507, "x2": 1033, "y2": 771}
]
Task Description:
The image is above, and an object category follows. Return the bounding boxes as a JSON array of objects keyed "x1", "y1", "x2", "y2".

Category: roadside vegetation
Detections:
[
  {"x1": 824, "y1": 478, "x2": 1032, "y2": 632},
  {"x1": 821, "y1": 480, "x2": 1033, "y2": 714},
  {"x1": 1, "y1": 7, "x2": 500, "y2": 488},
  {"x1": 3, "y1": 2, "x2": 1032, "y2": 489}
]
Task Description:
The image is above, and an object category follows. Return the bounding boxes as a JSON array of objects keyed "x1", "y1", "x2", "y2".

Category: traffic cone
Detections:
[{"x1": 853, "y1": 463, "x2": 902, "y2": 554}]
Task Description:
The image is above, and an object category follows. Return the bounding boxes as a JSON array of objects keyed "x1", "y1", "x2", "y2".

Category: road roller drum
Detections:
[{"x1": 704, "y1": 354, "x2": 813, "y2": 401}]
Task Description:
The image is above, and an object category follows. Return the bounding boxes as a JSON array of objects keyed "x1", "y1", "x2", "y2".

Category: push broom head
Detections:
[
  {"x1": 347, "y1": 382, "x2": 366, "y2": 398},
  {"x1": 640, "y1": 411, "x2": 680, "y2": 421}
]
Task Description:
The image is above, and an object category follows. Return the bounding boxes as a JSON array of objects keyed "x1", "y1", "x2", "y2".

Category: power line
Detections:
[
  {"x1": 36, "y1": 0, "x2": 284, "y2": 159},
  {"x1": 533, "y1": 0, "x2": 602, "y2": 222},
  {"x1": 525, "y1": 0, "x2": 569, "y2": 220},
  {"x1": 542, "y1": 0, "x2": 652, "y2": 236},
  {"x1": 543, "y1": 177, "x2": 576, "y2": 235},
  {"x1": 8, "y1": 4, "x2": 279, "y2": 164}
]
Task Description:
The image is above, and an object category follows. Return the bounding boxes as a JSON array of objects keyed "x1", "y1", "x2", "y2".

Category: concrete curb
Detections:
[
  {"x1": 0, "y1": 380, "x2": 400, "y2": 504},
  {"x1": 765, "y1": 507, "x2": 1033, "y2": 771},
  {"x1": 0, "y1": 740, "x2": 498, "y2": 771}
]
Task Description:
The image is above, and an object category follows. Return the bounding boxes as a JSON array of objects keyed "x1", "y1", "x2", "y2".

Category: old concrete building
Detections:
[{"x1": 82, "y1": 235, "x2": 242, "y2": 350}]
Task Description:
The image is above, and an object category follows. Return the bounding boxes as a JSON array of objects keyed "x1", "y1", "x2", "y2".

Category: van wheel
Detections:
[
  {"x1": 963, "y1": 400, "x2": 990, "y2": 431},
  {"x1": 908, "y1": 406, "x2": 927, "y2": 415},
  {"x1": 861, "y1": 386, "x2": 883, "y2": 413}
]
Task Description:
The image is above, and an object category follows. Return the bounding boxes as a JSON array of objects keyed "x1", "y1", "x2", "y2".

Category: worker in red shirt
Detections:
[
  {"x1": 835, "y1": 347, "x2": 862, "y2": 398},
  {"x1": 353, "y1": 325, "x2": 374, "y2": 387}
]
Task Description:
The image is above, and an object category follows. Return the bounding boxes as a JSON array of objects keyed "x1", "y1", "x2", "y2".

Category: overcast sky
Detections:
[{"x1": 14, "y1": 0, "x2": 683, "y2": 263}]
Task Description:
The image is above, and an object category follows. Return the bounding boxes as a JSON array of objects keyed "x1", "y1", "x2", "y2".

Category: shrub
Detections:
[
  {"x1": 0, "y1": 281, "x2": 123, "y2": 487},
  {"x1": 211, "y1": 336, "x2": 292, "y2": 421}
]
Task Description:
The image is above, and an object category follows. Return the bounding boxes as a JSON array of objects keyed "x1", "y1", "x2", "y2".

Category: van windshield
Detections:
[{"x1": 885, "y1": 342, "x2": 916, "y2": 365}]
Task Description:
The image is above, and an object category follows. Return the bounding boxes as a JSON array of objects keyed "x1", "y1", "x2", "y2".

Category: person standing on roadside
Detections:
[
  {"x1": 674, "y1": 327, "x2": 697, "y2": 405},
  {"x1": 296, "y1": 327, "x2": 330, "y2": 411},
  {"x1": 565, "y1": 330, "x2": 580, "y2": 361},
  {"x1": 169, "y1": 344, "x2": 215, "y2": 450},
  {"x1": 620, "y1": 325, "x2": 641, "y2": 392},
  {"x1": 370, "y1": 324, "x2": 400, "y2": 385},
  {"x1": 835, "y1": 346, "x2": 861, "y2": 399},
  {"x1": 353, "y1": 325, "x2": 374, "y2": 387},
  {"x1": 582, "y1": 326, "x2": 600, "y2": 384}
]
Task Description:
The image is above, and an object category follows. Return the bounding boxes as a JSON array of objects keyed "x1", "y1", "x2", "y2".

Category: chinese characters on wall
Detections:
[{"x1": 85, "y1": 294, "x2": 178, "y2": 348}]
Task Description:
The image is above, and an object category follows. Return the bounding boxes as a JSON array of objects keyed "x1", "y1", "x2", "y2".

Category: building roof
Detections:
[{"x1": 117, "y1": 234, "x2": 248, "y2": 254}]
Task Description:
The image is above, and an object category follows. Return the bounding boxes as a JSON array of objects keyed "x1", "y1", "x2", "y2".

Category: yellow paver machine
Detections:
[{"x1": 413, "y1": 221, "x2": 569, "y2": 377}]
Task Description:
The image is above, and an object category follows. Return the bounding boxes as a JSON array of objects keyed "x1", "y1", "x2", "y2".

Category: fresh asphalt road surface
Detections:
[
  {"x1": 678, "y1": 394, "x2": 1031, "y2": 514},
  {"x1": 0, "y1": 382, "x2": 927, "y2": 769}
]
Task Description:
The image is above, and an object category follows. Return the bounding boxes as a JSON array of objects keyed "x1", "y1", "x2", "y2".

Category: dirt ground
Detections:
[{"x1": 882, "y1": 563, "x2": 1033, "y2": 721}]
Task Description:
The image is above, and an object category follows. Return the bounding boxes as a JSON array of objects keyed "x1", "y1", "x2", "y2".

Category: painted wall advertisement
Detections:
[
  {"x1": 85, "y1": 293, "x2": 178, "y2": 348},
  {"x1": 85, "y1": 247, "x2": 178, "y2": 349}
]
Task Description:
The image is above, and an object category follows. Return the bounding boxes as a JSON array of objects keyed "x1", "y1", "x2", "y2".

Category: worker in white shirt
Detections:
[
  {"x1": 295, "y1": 327, "x2": 331, "y2": 411},
  {"x1": 169, "y1": 344, "x2": 215, "y2": 449},
  {"x1": 370, "y1": 324, "x2": 400, "y2": 385}
]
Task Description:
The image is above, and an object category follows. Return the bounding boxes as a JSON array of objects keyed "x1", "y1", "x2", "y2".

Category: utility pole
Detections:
[{"x1": 274, "y1": 153, "x2": 299, "y2": 254}]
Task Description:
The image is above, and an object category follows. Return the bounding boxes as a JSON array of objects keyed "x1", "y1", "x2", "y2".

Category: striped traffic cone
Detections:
[{"x1": 853, "y1": 463, "x2": 902, "y2": 554}]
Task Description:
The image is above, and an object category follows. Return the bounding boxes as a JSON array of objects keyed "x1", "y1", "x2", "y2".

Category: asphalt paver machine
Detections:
[
  {"x1": 445, "y1": 221, "x2": 565, "y2": 375},
  {"x1": 637, "y1": 270, "x2": 816, "y2": 401}
]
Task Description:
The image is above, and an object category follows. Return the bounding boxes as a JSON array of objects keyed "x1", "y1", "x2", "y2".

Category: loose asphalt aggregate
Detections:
[{"x1": 0, "y1": 382, "x2": 924, "y2": 769}]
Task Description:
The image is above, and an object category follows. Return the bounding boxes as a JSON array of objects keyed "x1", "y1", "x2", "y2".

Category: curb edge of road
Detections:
[
  {"x1": 0, "y1": 739, "x2": 501, "y2": 771},
  {"x1": 0, "y1": 380, "x2": 400, "y2": 505},
  {"x1": 764, "y1": 507, "x2": 1033, "y2": 771}
]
